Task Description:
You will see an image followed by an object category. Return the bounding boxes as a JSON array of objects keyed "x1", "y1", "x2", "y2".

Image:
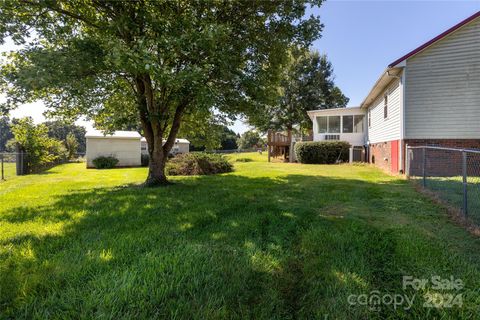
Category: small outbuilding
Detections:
[
  {"x1": 85, "y1": 130, "x2": 141, "y2": 168},
  {"x1": 141, "y1": 138, "x2": 190, "y2": 155}
]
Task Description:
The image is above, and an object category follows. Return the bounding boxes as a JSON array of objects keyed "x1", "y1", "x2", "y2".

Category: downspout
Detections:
[{"x1": 386, "y1": 68, "x2": 405, "y2": 173}]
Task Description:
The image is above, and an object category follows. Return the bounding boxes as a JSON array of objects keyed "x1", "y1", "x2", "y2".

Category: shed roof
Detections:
[
  {"x1": 85, "y1": 130, "x2": 141, "y2": 139},
  {"x1": 140, "y1": 137, "x2": 190, "y2": 144}
]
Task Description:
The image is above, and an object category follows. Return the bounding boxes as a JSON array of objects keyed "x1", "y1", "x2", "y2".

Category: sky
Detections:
[{"x1": 2, "y1": 1, "x2": 480, "y2": 133}]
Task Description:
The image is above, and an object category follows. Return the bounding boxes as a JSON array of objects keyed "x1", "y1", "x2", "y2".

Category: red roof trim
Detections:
[{"x1": 388, "y1": 11, "x2": 480, "y2": 68}]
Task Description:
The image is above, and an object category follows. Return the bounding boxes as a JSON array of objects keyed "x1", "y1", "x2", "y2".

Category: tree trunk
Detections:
[
  {"x1": 135, "y1": 74, "x2": 188, "y2": 187},
  {"x1": 143, "y1": 120, "x2": 170, "y2": 187},
  {"x1": 145, "y1": 148, "x2": 169, "y2": 187}
]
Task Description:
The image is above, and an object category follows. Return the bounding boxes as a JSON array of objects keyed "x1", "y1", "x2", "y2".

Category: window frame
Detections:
[
  {"x1": 328, "y1": 115, "x2": 341, "y2": 134},
  {"x1": 342, "y1": 115, "x2": 353, "y2": 133},
  {"x1": 384, "y1": 94, "x2": 388, "y2": 119},
  {"x1": 316, "y1": 116, "x2": 328, "y2": 133},
  {"x1": 353, "y1": 115, "x2": 364, "y2": 133}
]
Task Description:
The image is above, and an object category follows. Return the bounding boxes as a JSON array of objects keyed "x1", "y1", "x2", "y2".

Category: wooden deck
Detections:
[
  {"x1": 267, "y1": 130, "x2": 313, "y2": 162},
  {"x1": 267, "y1": 130, "x2": 291, "y2": 162}
]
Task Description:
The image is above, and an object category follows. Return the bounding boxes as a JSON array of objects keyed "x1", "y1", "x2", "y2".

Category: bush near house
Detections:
[
  {"x1": 166, "y1": 152, "x2": 233, "y2": 176},
  {"x1": 295, "y1": 141, "x2": 350, "y2": 164},
  {"x1": 92, "y1": 156, "x2": 119, "y2": 169}
]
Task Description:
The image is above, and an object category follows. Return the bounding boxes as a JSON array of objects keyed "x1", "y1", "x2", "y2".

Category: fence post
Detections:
[
  {"x1": 405, "y1": 144, "x2": 409, "y2": 177},
  {"x1": 349, "y1": 147, "x2": 353, "y2": 164},
  {"x1": 462, "y1": 151, "x2": 468, "y2": 217},
  {"x1": 422, "y1": 147, "x2": 426, "y2": 187},
  {"x1": 1, "y1": 154, "x2": 4, "y2": 180}
]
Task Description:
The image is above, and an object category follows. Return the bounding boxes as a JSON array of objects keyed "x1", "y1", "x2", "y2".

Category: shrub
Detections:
[
  {"x1": 92, "y1": 156, "x2": 119, "y2": 169},
  {"x1": 10, "y1": 117, "x2": 69, "y2": 172},
  {"x1": 141, "y1": 154, "x2": 149, "y2": 167},
  {"x1": 166, "y1": 152, "x2": 233, "y2": 176},
  {"x1": 295, "y1": 141, "x2": 350, "y2": 164}
]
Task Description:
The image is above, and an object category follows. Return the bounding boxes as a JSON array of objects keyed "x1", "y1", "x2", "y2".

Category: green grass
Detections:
[
  {"x1": 1, "y1": 162, "x2": 16, "y2": 180},
  {"x1": 411, "y1": 175, "x2": 480, "y2": 225},
  {"x1": 1, "y1": 153, "x2": 480, "y2": 319}
]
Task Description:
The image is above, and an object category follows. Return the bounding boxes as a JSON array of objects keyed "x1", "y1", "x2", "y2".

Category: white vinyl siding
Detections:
[
  {"x1": 86, "y1": 138, "x2": 141, "y2": 168},
  {"x1": 404, "y1": 17, "x2": 480, "y2": 139},
  {"x1": 366, "y1": 79, "x2": 402, "y2": 144}
]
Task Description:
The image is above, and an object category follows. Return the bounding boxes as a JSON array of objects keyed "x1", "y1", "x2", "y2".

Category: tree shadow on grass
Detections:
[{"x1": 1, "y1": 174, "x2": 479, "y2": 319}]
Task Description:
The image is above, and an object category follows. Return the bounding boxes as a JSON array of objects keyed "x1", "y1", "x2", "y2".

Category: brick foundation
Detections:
[
  {"x1": 405, "y1": 139, "x2": 480, "y2": 177},
  {"x1": 369, "y1": 141, "x2": 392, "y2": 173},
  {"x1": 369, "y1": 139, "x2": 480, "y2": 175}
]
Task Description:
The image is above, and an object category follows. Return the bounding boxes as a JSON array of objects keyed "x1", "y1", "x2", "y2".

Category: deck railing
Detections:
[{"x1": 267, "y1": 130, "x2": 291, "y2": 146}]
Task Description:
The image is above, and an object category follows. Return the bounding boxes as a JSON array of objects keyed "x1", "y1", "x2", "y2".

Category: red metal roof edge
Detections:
[{"x1": 388, "y1": 11, "x2": 480, "y2": 68}]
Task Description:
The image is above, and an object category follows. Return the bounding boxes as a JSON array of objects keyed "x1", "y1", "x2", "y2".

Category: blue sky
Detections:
[
  {"x1": 232, "y1": 1, "x2": 480, "y2": 132},
  {"x1": 3, "y1": 1, "x2": 480, "y2": 133},
  {"x1": 308, "y1": 0, "x2": 480, "y2": 107}
]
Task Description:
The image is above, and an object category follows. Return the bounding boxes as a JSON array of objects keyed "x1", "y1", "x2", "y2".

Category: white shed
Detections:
[
  {"x1": 141, "y1": 138, "x2": 190, "y2": 155},
  {"x1": 85, "y1": 130, "x2": 141, "y2": 168}
]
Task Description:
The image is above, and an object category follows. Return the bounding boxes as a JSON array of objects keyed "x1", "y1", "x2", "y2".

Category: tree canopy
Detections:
[
  {"x1": 9, "y1": 117, "x2": 67, "y2": 172},
  {"x1": 0, "y1": 0, "x2": 323, "y2": 185},
  {"x1": 247, "y1": 50, "x2": 348, "y2": 132},
  {"x1": 0, "y1": 116, "x2": 13, "y2": 151},
  {"x1": 237, "y1": 130, "x2": 265, "y2": 150},
  {"x1": 44, "y1": 120, "x2": 86, "y2": 153}
]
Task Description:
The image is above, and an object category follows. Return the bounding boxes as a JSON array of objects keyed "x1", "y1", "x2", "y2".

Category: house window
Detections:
[
  {"x1": 342, "y1": 115, "x2": 353, "y2": 133},
  {"x1": 317, "y1": 115, "x2": 341, "y2": 133},
  {"x1": 384, "y1": 95, "x2": 388, "y2": 119},
  {"x1": 328, "y1": 116, "x2": 340, "y2": 133},
  {"x1": 316, "y1": 116, "x2": 327, "y2": 133},
  {"x1": 368, "y1": 110, "x2": 371, "y2": 127},
  {"x1": 354, "y1": 115, "x2": 364, "y2": 133}
]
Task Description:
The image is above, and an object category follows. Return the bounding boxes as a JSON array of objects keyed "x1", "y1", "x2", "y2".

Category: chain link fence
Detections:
[
  {"x1": 0, "y1": 152, "x2": 28, "y2": 180},
  {"x1": 0, "y1": 152, "x2": 85, "y2": 181},
  {"x1": 406, "y1": 145, "x2": 480, "y2": 225}
]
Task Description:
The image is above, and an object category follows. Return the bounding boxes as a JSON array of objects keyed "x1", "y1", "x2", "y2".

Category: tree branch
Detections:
[
  {"x1": 162, "y1": 98, "x2": 189, "y2": 156},
  {"x1": 20, "y1": 0, "x2": 101, "y2": 29}
]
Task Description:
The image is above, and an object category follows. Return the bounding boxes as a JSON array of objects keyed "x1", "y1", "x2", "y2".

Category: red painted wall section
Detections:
[{"x1": 391, "y1": 140, "x2": 399, "y2": 173}]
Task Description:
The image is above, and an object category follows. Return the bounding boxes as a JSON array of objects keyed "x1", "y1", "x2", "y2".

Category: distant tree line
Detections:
[
  {"x1": 237, "y1": 131, "x2": 265, "y2": 150},
  {"x1": 189, "y1": 125, "x2": 239, "y2": 151}
]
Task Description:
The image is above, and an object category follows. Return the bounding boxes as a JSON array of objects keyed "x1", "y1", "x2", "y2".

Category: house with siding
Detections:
[{"x1": 308, "y1": 10, "x2": 480, "y2": 173}]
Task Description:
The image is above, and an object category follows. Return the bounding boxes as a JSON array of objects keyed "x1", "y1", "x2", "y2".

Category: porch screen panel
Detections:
[
  {"x1": 354, "y1": 115, "x2": 364, "y2": 133},
  {"x1": 342, "y1": 116, "x2": 353, "y2": 133},
  {"x1": 328, "y1": 116, "x2": 340, "y2": 133},
  {"x1": 317, "y1": 116, "x2": 327, "y2": 133}
]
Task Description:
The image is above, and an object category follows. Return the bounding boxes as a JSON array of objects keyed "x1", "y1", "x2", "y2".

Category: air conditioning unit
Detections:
[{"x1": 325, "y1": 135, "x2": 340, "y2": 141}]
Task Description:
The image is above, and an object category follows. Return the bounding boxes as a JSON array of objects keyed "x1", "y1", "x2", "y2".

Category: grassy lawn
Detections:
[
  {"x1": 410, "y1": 176, "x2": 480, "y2": 225},
  {"x1": 1, "y1": 153, "x2": 480, "y2": 319},
  {"x1": 1, "y1": 162, "x2": 16, "y2": 180}
]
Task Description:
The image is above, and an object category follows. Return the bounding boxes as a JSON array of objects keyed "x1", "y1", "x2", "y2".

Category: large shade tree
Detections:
[
  {"x1": 247, "y1": 50, "x2": 349, "y2": 133},
  {"x1": 0, "y1": 0, "x2": 323, "y2": 186}
]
